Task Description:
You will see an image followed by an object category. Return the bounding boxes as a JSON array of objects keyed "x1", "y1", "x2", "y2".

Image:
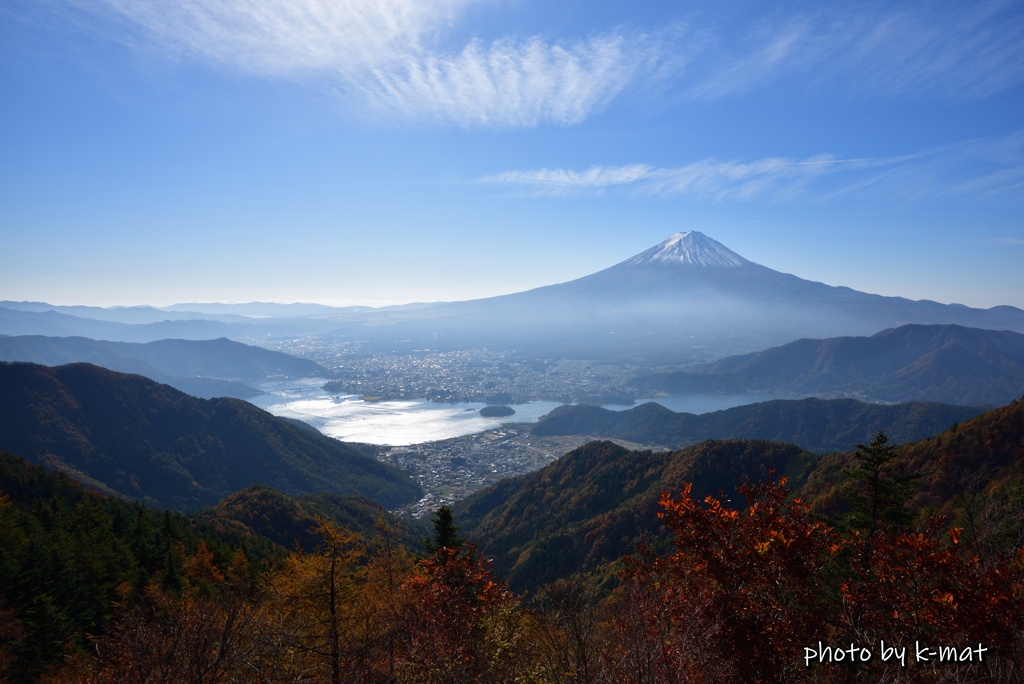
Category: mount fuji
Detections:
[
  {"x1": 4, "y1": 232, "x2": 1023, "y2": 362},
  {"x1": 311, "y1": 231, "x2": 1024, "y2": 361}
]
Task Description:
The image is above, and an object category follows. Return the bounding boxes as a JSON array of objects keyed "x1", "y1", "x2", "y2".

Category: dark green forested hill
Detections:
[
  {"x1": 197, "y1": 484, "x2": 427, "y2": 553},
  {"x1": 801, "y1": 396, "x2": 1024, "y2": 535},
  {"x1": 0, "y1": 451, "x2": 427, "y2": 683},
  {"x1": 0, "y1": 361, "x2": 421, "y2": 511},
  {"x1": 0, "y1": 451, "x2": 277, "y2": 682},
  {"x1": 456, "y1": 438, "x2": 815, "y2": 592},
  {"x1": 531, "y1": 396, "x2": 985, "y2": 453},
  {"x1": 631, "y1": 324, "x2": 1024, "y2": 405},
  {"x1": 898, "y1": 396, "x2": 1024, "y2": 491}
]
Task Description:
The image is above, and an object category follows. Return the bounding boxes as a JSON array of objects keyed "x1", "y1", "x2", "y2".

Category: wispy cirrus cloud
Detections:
[
  {"x1": 830, "y1": 133, "x2": 1024, "y2": 205},
  {"x1": 643, "y1": 156, "x2": 883, "y2": 201},
  {"x1": 481, "y1": 164, "x2": 655, "y2": 193},
  {"x1": 354, "y1": 33, "x2": 669, "y2": 126},
  {"x1": 53, "y1": 0, "x2": 1024, "y2": 125},
  {"x1": 81, "y1": 0, "x2": 473, "y2": 74},
  {"x1": 688, "y1": 0, "x2": 1024, "y2": 101},
  {"x1": 481, "y1": 133, "x2": 1024, "y2": 204},
  {"x1": 68, "y1": 0, "x2": 678, "y2": 127},
  {"x1": 481, "y1": 155, "x2": 884, "y2": 200}
]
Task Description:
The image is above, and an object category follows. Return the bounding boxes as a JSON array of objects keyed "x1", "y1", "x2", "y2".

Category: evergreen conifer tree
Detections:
[
  {"x1": 843, "y1": 431, "x2": 915, "y2": 538},
  {"x1": 425, "y1": 505, "x2": 464, "y2": 559}
]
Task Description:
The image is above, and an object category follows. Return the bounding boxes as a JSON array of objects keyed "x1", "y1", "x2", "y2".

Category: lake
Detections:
[
  {"x1": 248, "y1": 378, "x2": 562, "y2": 446},
  {"x1": 249, "y1": 378, "x2": 782, "y2": 446}
]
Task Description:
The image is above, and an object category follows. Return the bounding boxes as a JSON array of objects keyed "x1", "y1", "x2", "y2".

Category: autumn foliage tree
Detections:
[
  {"x1": 615, "y1": 474, "x2": 1024, "y2": 683},
  {"x1": 392, "y1": 506, "x2": 530, "y2": 683},
  {"x1": 260, "y1": 518, "x2": 369, "y2": 683},
  {"x1": 615, "y1": 477, "x2": 837, "y2": 683},
  {"x1": 838, "y1": 521, "x2": 1024, "y2": 682}
]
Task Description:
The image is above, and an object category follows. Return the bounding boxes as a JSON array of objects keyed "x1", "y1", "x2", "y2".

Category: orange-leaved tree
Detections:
[
  {"x1": 838, "y1": 518, "x2": 1024, "y2": 682},
  {"x1": 616, "y1": 474, "x2": 1024, "y2": 683},
  {"x1": 393, "y1": 506, "x2": 529, "y2": 683},
  {"x1": 615, "y1": 477, "x2": 838, "y2": 683}
]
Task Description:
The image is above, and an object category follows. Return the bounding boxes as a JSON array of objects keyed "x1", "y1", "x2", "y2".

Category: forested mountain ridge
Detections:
[
  {"x1": 0, "y1": 450, "x2": 278, "y2": 682},
  {"x1": 0, "y1": 361, "x2": 421, "y2": 511},
  {"x1": 531, "y1": 396, "x2": 985, "y2": 453},
  {"x1": 197, "y1": 484, "x2": 427, "y2": 553},
  {"x1": 0, "y1": 334, "x2": 326, "y2": 398},
  {"x1": 456, "y1": 438, "x2": 816, "y2": 591},
  {"x1": 632, "y1": 324, "x2": 1024, "y2": 405},
  {"x1": 799, "y1": 396, "x2": 1024, "y2": 531}
]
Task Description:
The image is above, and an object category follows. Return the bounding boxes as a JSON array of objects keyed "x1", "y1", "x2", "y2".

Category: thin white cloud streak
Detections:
[
  {"x1": 690, "y1": 1, "x2": 1024, "y2": 100},
  {"x1": 643, "y1": 156, "x2": 880, "y2": 202},
  {"x1": 481, "y1": 134, "x2": 1024, "y2": 203},
  {"x1": 482, "y1": 164, "x2": 654, "y2": 193},
  {"x1": 686, "y1": 21, "x2": 812, "y2": 100},
  {"x1": 814, "y1": 134, "x2": 1024, "y2": 204},
  {"x1": 482, "y1": 156, "x2": 885, "y2": 200},
  {"x1": 886, "y1": 133, "x2": 1024, "y2": 202},
  {"x1": 71, "y1": 0, "x2": 678, "y2": 127}
]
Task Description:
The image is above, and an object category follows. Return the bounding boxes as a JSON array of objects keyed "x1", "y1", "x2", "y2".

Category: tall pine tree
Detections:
[
  {"x1": 843, "y1": 431, "x2": 914, "y2": 537},
  {"x1": 424, "y1": 505, "x2": 465, "y2": 560}
]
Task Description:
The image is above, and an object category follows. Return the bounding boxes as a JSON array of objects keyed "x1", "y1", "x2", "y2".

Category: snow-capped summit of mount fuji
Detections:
[{"x1": 623, "y1": 231, "x2": 750, "y2": 268}]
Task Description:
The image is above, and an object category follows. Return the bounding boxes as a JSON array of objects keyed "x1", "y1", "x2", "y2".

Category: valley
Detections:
[
  {"x1": 373, "y1": 430, "x2": 609, "y2": 518},
  {"x1": 282, "y1": 345, "x2": 645, "y2": 406}
]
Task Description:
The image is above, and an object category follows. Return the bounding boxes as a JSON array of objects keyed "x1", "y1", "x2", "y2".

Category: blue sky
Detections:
[{"x1": 2, "y1": 0, "x2": 1022, "y2": 309}]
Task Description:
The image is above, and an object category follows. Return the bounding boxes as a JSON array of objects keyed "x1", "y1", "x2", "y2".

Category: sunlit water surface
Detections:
[
  {"x1": 249, "y1": 378, "x2": 782, "y2": 446},
  {"x1": 248, "y1": 378, "x2": 561, "y2": 446}
]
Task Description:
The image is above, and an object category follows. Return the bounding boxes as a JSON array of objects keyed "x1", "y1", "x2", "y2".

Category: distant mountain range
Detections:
[
  {"x1": 631, "y1": 323, "x2": 1024, "y2": 406},
  {"x1": 4, "y1": 232, "x2": 1023, "y2": 362},
  {"x1": 0, "y1": 362, "x2": 421, "y2": 511},
  {"x1": 0, "y1": 335, "x2": 325, "y2": 398},
  {"x1": 0, "y1": 302, "x2": 341, "y2": 343},
  {"x1": 531, "y1": 397, "x2": 986, "y2": 454}
]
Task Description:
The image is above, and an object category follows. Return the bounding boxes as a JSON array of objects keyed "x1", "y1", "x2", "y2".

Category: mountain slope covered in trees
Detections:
[
  {"x1": 0, "y1": 362, "x2": 421, "y2": 511},
  {"x1": 197, "y1": 484, "x2": 426, "y2": 553},
  {"x1": 462, "y1": 396, "x2": 1024, "y2": 594},
  {"x1": 532, "y1": 396, "x2": 985, "y2": 453},
  {"x1": 456, "y1": 439, "x2": 816, "y2": 591}
]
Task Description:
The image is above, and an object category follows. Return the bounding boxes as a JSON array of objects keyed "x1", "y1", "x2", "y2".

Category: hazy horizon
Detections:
[{"x1": 3, "y1": 1, "x2": 1023, "y2": 309}]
